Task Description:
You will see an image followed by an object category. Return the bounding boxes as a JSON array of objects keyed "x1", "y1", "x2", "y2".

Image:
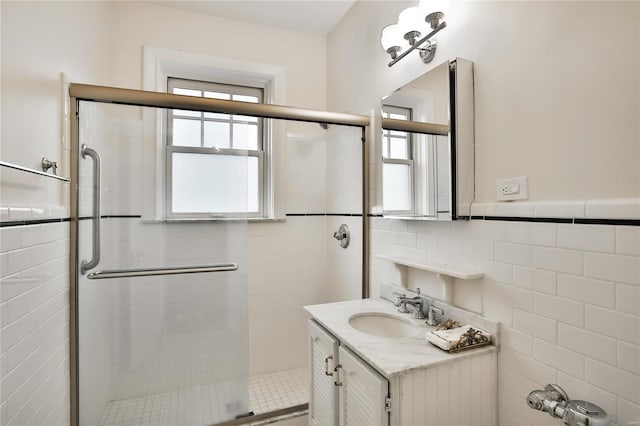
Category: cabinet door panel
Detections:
[
  {"x1": 338, "y1": 346, "x2": 388, "y2": 426},
  {"x1": 309, "y1": 320, "x2": 339, "y2": 426}
]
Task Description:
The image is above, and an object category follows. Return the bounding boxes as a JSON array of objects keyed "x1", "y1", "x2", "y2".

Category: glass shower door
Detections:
[{"x1": 74, "y1": 100, "x2": 250, "y2": 426}]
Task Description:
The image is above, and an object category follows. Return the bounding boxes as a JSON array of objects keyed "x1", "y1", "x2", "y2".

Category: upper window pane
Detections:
[
  {"x1": 204, "y1": 91, "x2": 231, "y2": 100},
  {"x1": 232, "y1": 123, "x2": 258, "y2": 150},
  {"x1": 168, "y1": 78, "x2": 263, "y2": 150},
  {"x1": 204, "y1": 121, "x2": 231, "y2": 149},
  {"x1": 203, "y1": 91, "x2": 231, "y2": 120},
  {"x1": 173, "y1": 88, "x2": 201, "y2": 97},
  {"x1": 233, "y1": 114, "x2": 258, "y2": 123},
  {"x1": 389, "y1": 137, "x2": 409, "y2": 159},
  {"x1": 233, "y1": 94, "x2": 258, "y2": 103},
  {"x1": 172, "y1": 119, "x2": 201, "y2": 147},
  {"x1": 389, "y1": 112, "x2": 408, "y2": 120}
]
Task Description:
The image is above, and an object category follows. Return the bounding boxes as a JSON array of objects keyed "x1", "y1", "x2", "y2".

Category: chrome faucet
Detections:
[{"x1": 393, "y1": 288, "x2": 426, "y2": 319}]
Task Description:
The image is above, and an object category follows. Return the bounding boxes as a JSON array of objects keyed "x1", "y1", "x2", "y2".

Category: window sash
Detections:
[
  {"x1": 168, "y1": 78, "x2": 264, "y2": 151},
  {"x1": 382, "y1": 158, "x2": 414, "y2": 214},
  {"x1": 381, "y1": 105, "x2": 412, "y2": 160},
  {"x1": 166, "y1": 146, "x2": 264, "y2": 218},
  {"x1": 382, "y1": 104, "x2": 414, "y2": 214},
  {"x1": 166, "y1": 78, "x2": 266, "y2": 218}
]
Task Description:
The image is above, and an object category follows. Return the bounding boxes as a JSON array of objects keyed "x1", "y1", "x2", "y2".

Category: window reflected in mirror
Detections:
[{"x1": 380, "y1": 58, "x2": 475, "y2": 221}]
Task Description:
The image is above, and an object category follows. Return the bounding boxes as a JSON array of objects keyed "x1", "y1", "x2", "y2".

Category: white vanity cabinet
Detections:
[
  {"x1": 309, "y1": 320, "x2": 389, "y2": 426},
  {"x1": 306, "y1": 299, "x2": 499, "y2": 426},
  {"x1": 309, "y1": 320, "x2": 339, "y2": 426},
  {"x1": 337, "y1": 345, "x2": 389, "y2": 426}
]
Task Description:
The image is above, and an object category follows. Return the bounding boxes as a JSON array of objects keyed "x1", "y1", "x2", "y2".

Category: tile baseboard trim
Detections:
[
  {"x1": 0, "y1": 205, "x2": 68, "y2": 222},
  {"x1": 79, "y1": 215, "x2": 143, "y2": 220},
  {"x1": 0, "y1": 217, "x2": 72, "y2": 227},
  {"x1": 468, "y1": 198, "x2": 640, "y2": 220},
  {"x1": 456, "y1": 216, "x2": 640, "y2": 226},
  {"x1": 286, "y1": 213, "x2": 363, "y2": 217}
]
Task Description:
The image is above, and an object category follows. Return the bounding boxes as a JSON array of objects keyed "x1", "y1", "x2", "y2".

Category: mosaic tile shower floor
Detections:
[{"x1": 99, "y1": 367, "x2": 307, "y2": 426}]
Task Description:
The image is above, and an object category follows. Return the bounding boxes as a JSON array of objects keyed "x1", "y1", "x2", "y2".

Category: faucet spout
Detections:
[
  {"x1": 403, "y1": 298, "x2": 426, "y2": 319},
  {"x1": 392, "y1": 288, "x2": 426, "y2": 319}
]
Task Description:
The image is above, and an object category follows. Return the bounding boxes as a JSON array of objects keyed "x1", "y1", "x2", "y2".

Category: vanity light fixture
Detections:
[{"x1": 380, "y1": 5, "x2": 447, "y2": 67}]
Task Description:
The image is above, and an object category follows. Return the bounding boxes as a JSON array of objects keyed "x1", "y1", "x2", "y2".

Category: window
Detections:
[
  {"x1": 166, "y1": 78, "x2": 266, "y2": 218},
  {"x1": 381, "y1": 105, "x2": 413, "y2": 214}
]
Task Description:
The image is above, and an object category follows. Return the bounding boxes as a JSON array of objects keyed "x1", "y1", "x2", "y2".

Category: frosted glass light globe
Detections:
[
  {"x1": 398, "y1": 7, "x2": 426, "y2": 37},
  {"x1": 380, "y1": 24, "x2": 403, "y2": 52}
]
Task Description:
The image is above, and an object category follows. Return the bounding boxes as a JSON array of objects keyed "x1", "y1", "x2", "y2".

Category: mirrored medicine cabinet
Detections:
[{"x1": 381, "y1": 58, "x2": 474, "y2": 221}]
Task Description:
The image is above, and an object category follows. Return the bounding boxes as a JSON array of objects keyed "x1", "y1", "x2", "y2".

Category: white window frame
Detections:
[
  {"x1": 381, "y1": 105, "x2": 414, "y2": 215},
  {"x1": 166, "y1": 78, "x2": 265, "y2": 218},
  {"x1": 141, "y1": 46, "x2": 286, "y2": 221}
]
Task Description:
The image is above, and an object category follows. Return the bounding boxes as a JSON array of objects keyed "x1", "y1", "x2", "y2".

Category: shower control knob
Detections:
[{"x1": 333, "y1": 224, "x2": 350, "y2": 248}]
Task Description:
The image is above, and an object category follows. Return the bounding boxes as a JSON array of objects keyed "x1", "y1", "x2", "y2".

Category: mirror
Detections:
[{"x1": 381, "y1": 58, "x2": 474, "y2": 220}]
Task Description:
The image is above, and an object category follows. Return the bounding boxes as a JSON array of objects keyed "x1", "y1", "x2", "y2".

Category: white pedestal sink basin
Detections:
[{"x1": 348, "y1": 312, "x2": 421, "y2": 338}]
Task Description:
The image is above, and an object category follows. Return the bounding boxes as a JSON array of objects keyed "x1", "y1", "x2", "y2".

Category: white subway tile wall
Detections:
[
  {"x1": 371, "y1": 217, "x2": 640, "y2": 425},
  {"x1": 248, "y1": 217, "x2": 329, "y2": 375},
  {"x1": 0, "y1": 222, "x2": 70, "y2": 426}
]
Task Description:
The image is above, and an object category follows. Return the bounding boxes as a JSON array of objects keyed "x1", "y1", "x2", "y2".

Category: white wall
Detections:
[
  {"x1": 328, "y1": 1, "x2": 640, "y2": 425},
  {"x1": 107, "y1": 1, "x2": 327, "y2": 110},
  {"x1": 0, "y1": 0, "x2": 111, "y2": 212},
  {"x1": 328, "y1": 0, "x2": 640, "y2": 204}
]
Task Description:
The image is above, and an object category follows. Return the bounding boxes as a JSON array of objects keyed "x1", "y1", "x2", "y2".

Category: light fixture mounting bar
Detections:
[{"x1": 388, "y1": 21, "x2": 447, "y2": 67}]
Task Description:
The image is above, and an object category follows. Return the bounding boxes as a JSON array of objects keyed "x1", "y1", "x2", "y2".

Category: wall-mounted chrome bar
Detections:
[
  {"x1": 381, "y1": 117, "x2": 449, "y2": 136},
  {"x1": 0, "y1": 160, "x2": 70, "y2": 182},
  {"x1": 80, "y1": 144, "x2": 101, "y2": 275},
  {"x1": 86, "y1": 263, "x2": 239, "y2": 280}
]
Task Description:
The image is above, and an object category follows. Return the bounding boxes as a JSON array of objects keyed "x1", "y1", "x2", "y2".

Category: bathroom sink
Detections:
[{"x1": 348, "y1": 313, "x2": 421, "y2": 338}]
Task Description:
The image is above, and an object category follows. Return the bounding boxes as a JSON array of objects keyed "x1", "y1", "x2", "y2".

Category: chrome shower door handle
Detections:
[{"x1": 80, "y1": 144, "x2": 101, "y2": 275}]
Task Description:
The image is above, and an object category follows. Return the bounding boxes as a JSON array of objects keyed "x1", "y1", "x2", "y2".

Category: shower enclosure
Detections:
[{"x1": 69, "y1": 84, "x2": 369, "y2": 426}]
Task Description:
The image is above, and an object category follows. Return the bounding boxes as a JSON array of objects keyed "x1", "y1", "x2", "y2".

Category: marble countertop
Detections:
[{"x1": 304, "y1": 298, "x2": 498, "y2": 379}]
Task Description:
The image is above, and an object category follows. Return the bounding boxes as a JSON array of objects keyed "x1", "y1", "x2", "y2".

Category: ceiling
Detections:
[{"x1": 150, "y1": 0, "x2": 357, "y2": 34}]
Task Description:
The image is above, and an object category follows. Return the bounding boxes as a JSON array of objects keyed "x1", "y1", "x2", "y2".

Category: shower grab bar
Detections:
[
  {"x1": 0, "y1": 160, "x2": 70, "y2": 182},
  {"x1": 85, "y1": 263, "x2": 238, "y2": 279},
  {"x1": 80, "y1": 144, "x2": 101, "y2": 275}
]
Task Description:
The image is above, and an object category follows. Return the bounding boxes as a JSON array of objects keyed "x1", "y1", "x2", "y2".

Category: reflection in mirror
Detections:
[{"x1": 381, "y1": 58, "x2": 474, "y2": 220}]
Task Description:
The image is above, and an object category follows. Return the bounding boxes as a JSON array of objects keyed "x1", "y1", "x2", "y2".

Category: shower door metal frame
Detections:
[{"x1": 68, "y1": 83, "x2": 374, "y2": 426}]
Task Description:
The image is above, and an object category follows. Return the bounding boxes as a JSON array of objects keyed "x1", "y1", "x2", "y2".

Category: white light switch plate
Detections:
[{"x1": 497, "y1": 176, "x2": 528, "y2": 201}]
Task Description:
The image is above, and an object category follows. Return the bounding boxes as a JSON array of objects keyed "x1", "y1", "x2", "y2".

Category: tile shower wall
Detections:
[
  {"x1": 0, "y1": 222, "x2": 71, "y2": 426},
  {"x1": 370, "y1": 217, "x2": 640, "y2": 426},
  {"x1": 325, "y1": 125, "x2": 363, "y2": 303},
  {"x1": 248, "y1": 217, "x2": 327, "y2": 375}
]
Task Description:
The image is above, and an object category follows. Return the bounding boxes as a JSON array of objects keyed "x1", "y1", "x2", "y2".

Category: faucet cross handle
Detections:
[
  {"x1": 391, "y1": 291, "x2": 410, "y2": 313},
  {"x1": 426, "y1": 305, "x2": 444, "y2": 326}
]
